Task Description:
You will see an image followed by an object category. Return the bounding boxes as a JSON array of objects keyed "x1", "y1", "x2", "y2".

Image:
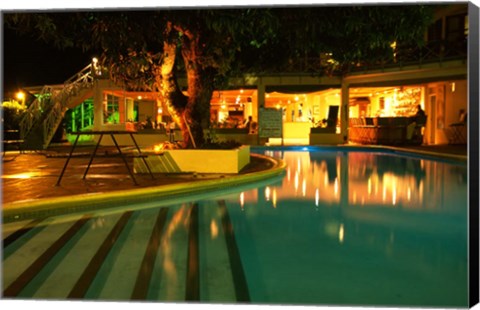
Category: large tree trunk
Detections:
[
  {"x1": 154, "y1": 23, "x2": 216, "y2": 149},
  {"x1": 154, "y1": 24, "x2": 190, "y2": 147},
  {"x1": 181, "y1": 33, "x2": 216, "y2": 148}
]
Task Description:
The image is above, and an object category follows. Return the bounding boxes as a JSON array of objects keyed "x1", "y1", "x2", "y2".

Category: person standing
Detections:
[
  {"x1": 168, "y1": 121, "x2": 176, "y2": 142},
  {"x1": 245, "y1": 116, "x2": 253, "y2": 134}
]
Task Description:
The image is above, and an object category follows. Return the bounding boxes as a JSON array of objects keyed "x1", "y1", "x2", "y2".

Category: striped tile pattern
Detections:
[{"x1": 2, "y1": 201, "x2": 250, "y2": 303}]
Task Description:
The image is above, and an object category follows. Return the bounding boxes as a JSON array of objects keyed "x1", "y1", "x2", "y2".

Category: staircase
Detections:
[{"x1": 19, "y1": 64, "x2": 95, "y2": 149}]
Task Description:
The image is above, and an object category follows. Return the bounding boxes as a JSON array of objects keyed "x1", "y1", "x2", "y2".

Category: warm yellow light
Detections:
[
  {"x1": 16, "y1": 91, "x2": 25, "y2": 101},
  {"x1": 338, "y1": 224, "x2": 345, "y2": 244},
  {"x1": 240, "y1": 192, "x2": 245, "y2": 209},
  {"x1": 138, "y1": 96, "x2": 142, "y2": 100},
  {"x1": 302, "y1": 178, "x2": 307, "y2": 197},
  {"x1": 265, "y1": 186, "x2": 271, "y2": 201},
  {"x1": 294, "y1": 171, "x2": 299, "y2": 192},
  {"x1": 272, "y1": 189, "x2": 277, "y2": 208},
  {"x1": 210, "y1": 220, "x2": 218, "y2": 239},
  {"x1": 392, "y1": 188, "x2": 397, "y2": 205},
  {"x1": 153, "y1": 143, "x2": 164, "y2": 153},
  {"x1": 92, "y1": 57, "x2": 98, "y2": 64},
  {"x1": 3, "y1": 172, "x2": 38, "y2": 179}
]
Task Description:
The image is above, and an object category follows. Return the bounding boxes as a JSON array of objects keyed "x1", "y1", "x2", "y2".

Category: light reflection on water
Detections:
[
  {"x1": 219, "y1": 149, "x2": 468, "y2": 307},
  {"x1": 242, "y1": 149, "x2": 468, "y2": 211},
  {"x1": 1, "y1": 148, "x2": 468, "y2": 307}
]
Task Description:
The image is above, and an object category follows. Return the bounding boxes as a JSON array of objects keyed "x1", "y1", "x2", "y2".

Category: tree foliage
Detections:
[
  {"x1": 5, "y1": 5, "x2": 434, "y2": 147},
  {"x1": 1, "y1": 100, "x2": 26, "y2": 130}
]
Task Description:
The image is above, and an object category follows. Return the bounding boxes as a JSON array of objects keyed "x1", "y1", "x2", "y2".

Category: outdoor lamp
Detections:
[{"x1": 16, "y1": 91, "x2": 25, "y2": 105}]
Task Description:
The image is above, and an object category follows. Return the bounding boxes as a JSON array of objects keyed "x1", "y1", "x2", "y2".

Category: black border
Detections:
[{"x1": 468, "y1": 1, "x2": 480, "y2": 307}]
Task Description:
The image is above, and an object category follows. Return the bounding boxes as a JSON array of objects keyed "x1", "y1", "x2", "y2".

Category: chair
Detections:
[
  {"x1": 326, "y1": 105, "x2": 339, "y2": 128},
  {"x1": 448, "y1": 112, "x2": 467, "y2": 144},
  {"x1": 408, "y1": 115, "x2": 427, "y2": 145}
]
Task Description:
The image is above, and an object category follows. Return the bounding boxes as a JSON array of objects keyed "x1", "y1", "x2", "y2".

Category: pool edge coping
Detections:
[
  {"x1": 260, "y1": 144, "x2": 467, "y2": 162},
  {"x1": 2, "y1": 145, "x2": 466, "y2": 222},
  {"x1": 365, "y1": 145, "x2": 468, "y2": 162},
  {"x1": 2, "y1": 153, "x2": 286, "y2": 221}
]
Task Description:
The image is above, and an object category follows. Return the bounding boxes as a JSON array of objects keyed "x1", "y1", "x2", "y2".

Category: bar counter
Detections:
[{"x1": 349, "y1": 116, "x2": 426, "y2": 145}]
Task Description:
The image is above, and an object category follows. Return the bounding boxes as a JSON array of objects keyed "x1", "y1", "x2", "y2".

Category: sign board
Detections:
[{"x1": 259, "y1": 108, "x2": 283, "y2": 138}]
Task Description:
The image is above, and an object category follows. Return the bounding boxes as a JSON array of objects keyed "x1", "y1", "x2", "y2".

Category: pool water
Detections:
[{"x1": 2, "y1": 147, "x2": 469, "y2": 307}]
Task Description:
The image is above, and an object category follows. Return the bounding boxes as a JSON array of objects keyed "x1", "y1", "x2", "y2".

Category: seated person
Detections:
[
  {"x1": 406, "y1": 105, "x2": 427, "y2": 144},
  {"x1": 415, "y1": 104, "x2": 426, "y2": 117},
  {"x1": 142, "y1": 116, "x2": 154, "y2": 129},
  {"x1": 409, "y1": 104, "x2": 427, "y2": 126},
  {"x1": 451, "y1": 109, "x2": 467, "y2": 126}
]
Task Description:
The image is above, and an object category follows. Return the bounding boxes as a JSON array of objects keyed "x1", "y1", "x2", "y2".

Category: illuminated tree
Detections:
[
  {"x1": 5, "y1": 5, "x2": 433, "y2": 148},
  {"x1": 6, "y1": 9, "x2": 277, "y2": 147}
]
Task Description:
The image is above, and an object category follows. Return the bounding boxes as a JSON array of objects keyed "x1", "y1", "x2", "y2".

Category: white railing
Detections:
[
  {"x1": 19, "y1": 64, "x2": 95, "y2": 148},
  {"x1": 19, "y1": 85, "x2": 55, "y2": 139},
  {"x1": 42, "y1": 64, "x2": 94, "y2": 148},
  {"x1": 64, "y1": 64, "x2": 94, "y2": 86}
]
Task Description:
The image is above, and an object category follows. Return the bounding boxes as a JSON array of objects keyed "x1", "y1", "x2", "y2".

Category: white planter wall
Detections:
[{"x1": 134, "y1": 145, "x2": 250, "y2": 174}]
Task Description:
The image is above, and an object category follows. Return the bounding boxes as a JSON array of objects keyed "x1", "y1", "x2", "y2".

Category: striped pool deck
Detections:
[{"x1": 2, "y1": 201, "x2": 249, "y2": 302}]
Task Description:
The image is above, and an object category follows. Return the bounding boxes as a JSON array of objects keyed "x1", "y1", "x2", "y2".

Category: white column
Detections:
[
  {"x1": 71, "y1": 111, "x2": 76, "y2": 132},
  {"x1": 80, "y1": 102, "x2": 85, "y2": 129},
  {"x1": 256, "y1": 83, "x2": 266, "y2": 145},
  {"x1": 257, "y1": 84, "x2": 265, "y2": 118},
  {"x1": 93, "y1": 80, "x2": 104, "y2": 131}
]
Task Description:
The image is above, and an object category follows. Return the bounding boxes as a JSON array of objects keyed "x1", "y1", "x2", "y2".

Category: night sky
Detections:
[{"x1": 2, "y1": 26, "x2": 94, "y2": 98}]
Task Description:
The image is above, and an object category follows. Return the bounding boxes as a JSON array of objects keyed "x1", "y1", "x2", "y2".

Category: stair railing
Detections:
[
  {"x1": 18, "y1": 85, "x2": 55, "y2": 139},
  {"x1": 41, "y1": 64, "x2": 94, "y2": 148},
  {"x1": 64, "y1": 64, "x2": 94, "y2": 87}
]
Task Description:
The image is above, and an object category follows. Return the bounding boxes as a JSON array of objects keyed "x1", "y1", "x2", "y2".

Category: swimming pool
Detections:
[{"x1": 2, "y1": 147, "x2": 468, "y2": 307}]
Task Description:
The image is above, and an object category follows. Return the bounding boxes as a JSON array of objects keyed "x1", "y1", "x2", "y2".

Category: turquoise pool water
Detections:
[{"x1": 2, "y1": 147, "x2": 468, "y2": 307}]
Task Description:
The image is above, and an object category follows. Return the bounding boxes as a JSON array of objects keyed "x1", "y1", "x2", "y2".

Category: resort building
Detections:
[{"x1": 15, "y1": 4, "x2": 468, "y2": 149}]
